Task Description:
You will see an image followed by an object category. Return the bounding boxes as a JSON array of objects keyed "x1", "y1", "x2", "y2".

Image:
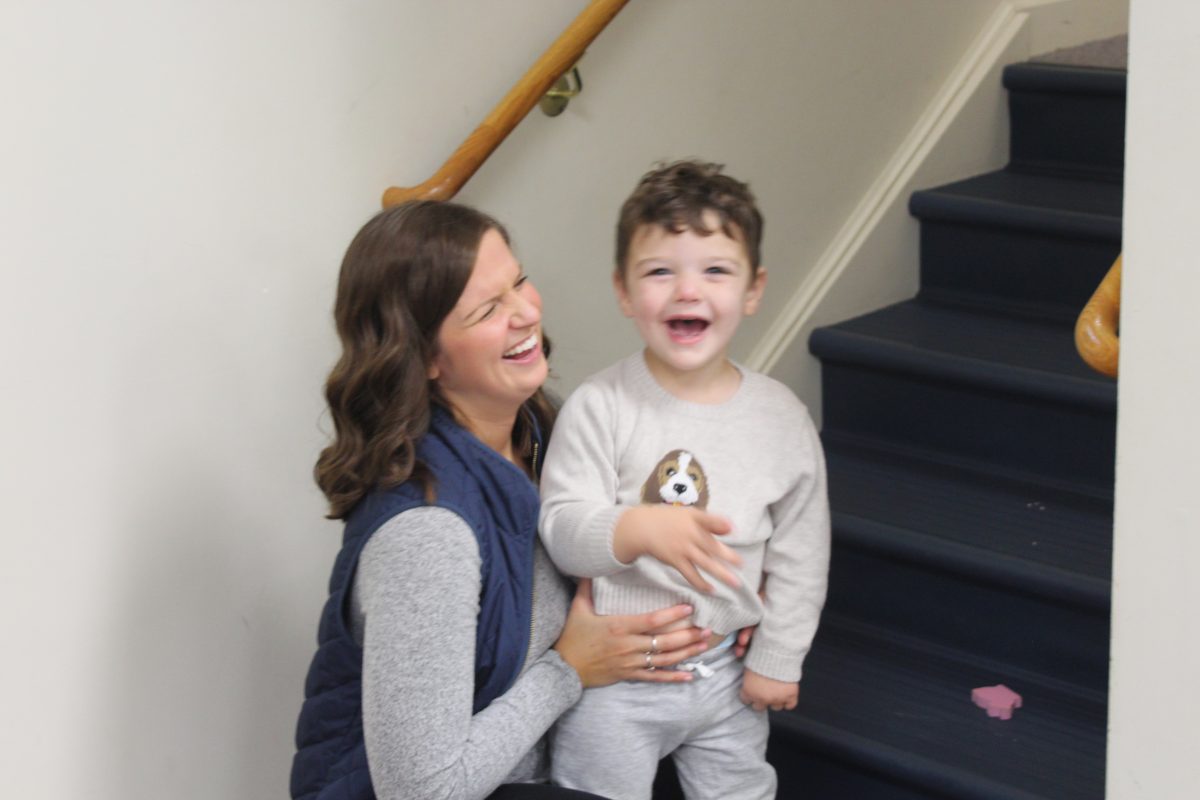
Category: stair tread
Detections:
[
  {"x1": 825, "y1": 437, "x2": 1112, "y2": 597},
  {"x1": 778, "y1": 620, "x2": 1106, "y2": 800},
  {"x1": 1004, "y1": 62, "x2": 1127, "y2": 96},
  {"x1": 931, "y1": 169, "x2": 1121, "y2": 213},
  {"x1": 810, "y1": 299, "x2": 1115, "y2": 407},
  {"x1": 911, "y1": 169, "x2": 1122, "y2": 237}
]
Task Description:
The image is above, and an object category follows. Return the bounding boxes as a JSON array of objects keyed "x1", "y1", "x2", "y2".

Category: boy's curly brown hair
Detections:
[{"x1": 615, "y1": 160, "x2": 763, "y2": 277}]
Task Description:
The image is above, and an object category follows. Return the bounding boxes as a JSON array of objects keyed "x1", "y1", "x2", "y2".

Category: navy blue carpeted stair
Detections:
[{"x1": 776, "y1": 62, "x2": 1123, "y2": 799}]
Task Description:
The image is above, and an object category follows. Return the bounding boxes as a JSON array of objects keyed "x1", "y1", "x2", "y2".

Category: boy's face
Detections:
[{"x1": 614, "y1": 213, "x2": 766, "y2": 387}]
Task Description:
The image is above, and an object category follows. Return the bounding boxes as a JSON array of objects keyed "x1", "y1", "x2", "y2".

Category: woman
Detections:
[{"x1": 291, "y1": 201, "x2": 713, "y2": 800}]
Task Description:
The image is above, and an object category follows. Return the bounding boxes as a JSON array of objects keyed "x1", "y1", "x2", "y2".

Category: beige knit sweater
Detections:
[{"x1": 539, "y1": 351, "x2": 831, "y2": 683}]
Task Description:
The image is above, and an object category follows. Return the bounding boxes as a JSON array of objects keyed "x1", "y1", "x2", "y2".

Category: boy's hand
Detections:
[
  {"x1": 613, "y1": 505, "x2": 742, "y2": 593},
  {"x1": 739, "y1": 669, "x2": 799, "y2": 712}
]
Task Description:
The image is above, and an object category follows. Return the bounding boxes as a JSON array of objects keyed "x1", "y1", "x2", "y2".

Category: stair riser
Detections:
[
  {"x1": 768, "y1": 742, "x2": 940, "y2": 800},
  {"x1": 1009, "y1": 90, "x2": 1126, "y2": 177},
  {"x1": 826, "y1": 543, "x2": 1110, "y2": 692},
  {"x1": 821, "y1": 363, "x2": 1116, "y2": 491},
  {"x1": 919, "y1": 221, "x2": 1120, "y2": 317}
]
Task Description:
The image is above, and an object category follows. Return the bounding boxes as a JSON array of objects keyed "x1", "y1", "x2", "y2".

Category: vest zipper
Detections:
[
  {"x1": 519, "y1": 431, "x2": 540, "y2": 678},
  {"x1": 522, "y1": 580, "x2": 537, "y2": 675}
]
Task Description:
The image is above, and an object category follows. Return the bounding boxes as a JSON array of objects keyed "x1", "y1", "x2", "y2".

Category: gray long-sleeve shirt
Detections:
[{"x1": 350, "y1": 506, "x2": 581, "y2": 800}]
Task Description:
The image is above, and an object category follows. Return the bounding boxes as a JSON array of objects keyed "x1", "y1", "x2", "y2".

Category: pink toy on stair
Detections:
[{"x1": 972, "y1": 685, "x2": 1023, "y2": 720}]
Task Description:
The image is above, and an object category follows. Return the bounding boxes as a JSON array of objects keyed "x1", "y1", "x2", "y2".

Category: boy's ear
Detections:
[
  {"x1": 612, "y1": 269, "x2": 634, "y2": 317},
  {"x1": 743, "y1": 266, "x2": 767, "y2": 315}
]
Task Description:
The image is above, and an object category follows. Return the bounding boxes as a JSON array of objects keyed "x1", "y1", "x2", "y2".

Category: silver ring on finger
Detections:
[
  {"x1": 650, "y1": 635, "x2": 659, "y2": 654},
  {"x1": 644, "y1": 651, "x2": 655, "y2": 671}
]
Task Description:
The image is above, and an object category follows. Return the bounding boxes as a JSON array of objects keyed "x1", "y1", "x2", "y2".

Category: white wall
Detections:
[
  {"x1": 1107, "y1": 1, "x2": 1200, "y2": 796},
  {"x1": 0, "y1": 1, "x2": 1132, "y2": 798},
  {"x1": 0, "y1": 3, "x2": 592, "y2": 798},
  {"x1": 465, "y1": 0, "x2": 1002, "y2": 394}
]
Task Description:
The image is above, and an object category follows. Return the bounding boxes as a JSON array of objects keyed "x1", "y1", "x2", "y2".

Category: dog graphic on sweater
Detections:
[
  {"x1": 638, "y1": 449, "x2": 726, "y2": 678},
  {"x1": 640, "y1": 449, "x2": 709, "y2": 509}
]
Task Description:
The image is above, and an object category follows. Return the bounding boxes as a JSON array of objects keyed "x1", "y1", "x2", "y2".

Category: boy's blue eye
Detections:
[
  {"x1": 706, "y1": 265, "x2": 733, "y2": 275},
  {"x1": 646, "y1": 267, "x2": 671, "y2": 277}
]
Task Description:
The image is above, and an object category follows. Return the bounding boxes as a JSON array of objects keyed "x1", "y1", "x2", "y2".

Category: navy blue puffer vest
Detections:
[{"x1": 290, "y1": 407, "x2": 543, "y2": 800}]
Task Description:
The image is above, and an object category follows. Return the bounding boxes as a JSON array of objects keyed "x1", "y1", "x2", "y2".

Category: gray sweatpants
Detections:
[{"x1": 549, "y1": 648, "x2": 775, "y2": 800}]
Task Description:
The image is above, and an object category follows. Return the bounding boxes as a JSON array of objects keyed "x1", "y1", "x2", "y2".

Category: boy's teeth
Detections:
[{"x1": 504, "y1": 334, "x2": 538, "y2": 357}]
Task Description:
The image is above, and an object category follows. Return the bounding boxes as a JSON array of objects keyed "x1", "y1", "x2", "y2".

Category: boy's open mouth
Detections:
[{"x1": 667, "y1": 318, "x2": 709, "y2": 342}]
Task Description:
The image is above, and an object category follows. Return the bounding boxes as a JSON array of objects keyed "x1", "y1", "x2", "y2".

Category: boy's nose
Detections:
[{"x1": 675, "y1": 275, "x2": 700, "y2": 301}]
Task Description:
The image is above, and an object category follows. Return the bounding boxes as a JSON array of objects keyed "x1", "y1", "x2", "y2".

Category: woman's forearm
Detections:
[{"x1": 356, "y1": 508, "x2": 580, "y2": 800}]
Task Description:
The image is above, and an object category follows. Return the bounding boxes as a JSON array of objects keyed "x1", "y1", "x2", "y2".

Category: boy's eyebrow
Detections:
[
  {"x1": 633, "y1": 255, "x2": 742, "y2": 269},
  {"x1": 633, "y1": 256, "x2": 672, "y2": 268}
]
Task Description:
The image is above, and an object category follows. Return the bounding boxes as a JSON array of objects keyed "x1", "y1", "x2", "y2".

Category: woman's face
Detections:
[{"x1": 430, "y1": 228, "x2": 547, "y2": 427}]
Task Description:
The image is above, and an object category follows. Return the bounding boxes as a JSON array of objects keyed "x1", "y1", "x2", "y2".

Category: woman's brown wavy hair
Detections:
[{"x1": 315, "y1": 200, "x2": 555, "y2": 520}]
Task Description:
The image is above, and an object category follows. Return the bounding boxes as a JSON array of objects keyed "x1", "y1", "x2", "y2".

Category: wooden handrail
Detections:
[
  {"x1": 1075, "y1": 254, "x2": 1121, "y2": 378},
  {"x1": 382, "y1": 0, "x2": 630, "y2": 207}
]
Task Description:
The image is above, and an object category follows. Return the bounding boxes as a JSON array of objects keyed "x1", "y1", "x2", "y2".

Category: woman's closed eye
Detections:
[{"x1": 473, "y1": 275, "x2": 530, "y2": 323}]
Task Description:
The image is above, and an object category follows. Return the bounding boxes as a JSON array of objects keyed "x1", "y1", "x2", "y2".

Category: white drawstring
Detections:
[
  {"x1": 676, "y1": 660, "x2": 715, "y2": 678},
  {"x1": 673, "y1": 632, "x2": 736, "y2": 679}
]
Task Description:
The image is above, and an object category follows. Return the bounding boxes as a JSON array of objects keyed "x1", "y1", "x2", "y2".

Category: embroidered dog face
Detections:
[{"x1": 640, "y1": 449, "x2": 709, "y2": 509}]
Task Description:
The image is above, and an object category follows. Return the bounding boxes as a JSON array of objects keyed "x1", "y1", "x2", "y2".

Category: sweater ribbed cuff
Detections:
[
  {"x1": 743, "y1": 641, "x2": 806, "y2": 684},
  {"x1": 580, "y1": 506, "x2": 627, "y2": 576}
]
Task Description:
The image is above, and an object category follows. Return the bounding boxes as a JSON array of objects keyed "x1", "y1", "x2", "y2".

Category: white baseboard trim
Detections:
[{"x1": 745, "y1": 0, "x2": 1063, "y2": 374}]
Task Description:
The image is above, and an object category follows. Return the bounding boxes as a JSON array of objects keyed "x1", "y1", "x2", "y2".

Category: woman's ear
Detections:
[{"x1": 743, "y1": 266, "x2": 767, "y2": 316}]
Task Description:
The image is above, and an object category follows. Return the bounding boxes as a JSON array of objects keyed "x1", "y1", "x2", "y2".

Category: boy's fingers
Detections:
[
  {"x1": 714, "y1": 540, "x2": 743, "y2": 565},
  {"x1": 678, "y1": 562, "x2": 714, "y2": 594},
  {"x1": 693, "y1": 552, "x2": 740, "y2": 588},
  {"x1": 692, "y1": 509, "x2": 733, "y2": 534}
]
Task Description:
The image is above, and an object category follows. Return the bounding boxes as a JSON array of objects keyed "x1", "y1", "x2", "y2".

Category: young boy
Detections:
[{"x1": 539, "y1": 160, "x2": 831, "y2": 800}]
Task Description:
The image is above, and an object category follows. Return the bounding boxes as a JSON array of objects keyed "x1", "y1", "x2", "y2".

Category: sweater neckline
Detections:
[{"x1": 624, "y1": 350, "x2": 753, "y2": 421}]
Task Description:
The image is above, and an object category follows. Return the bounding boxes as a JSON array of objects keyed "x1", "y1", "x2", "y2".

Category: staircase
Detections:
[{"x1": 771, "y1": 62, "x2": 1124, "y2": 799}]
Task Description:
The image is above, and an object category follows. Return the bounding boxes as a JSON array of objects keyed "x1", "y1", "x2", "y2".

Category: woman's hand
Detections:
[
  {"x1": 612, "y1": 505, "x2": 742, "y2": 594},
  {"x1": 554, "y1": 579, "x2": 713, "y2": 688}
]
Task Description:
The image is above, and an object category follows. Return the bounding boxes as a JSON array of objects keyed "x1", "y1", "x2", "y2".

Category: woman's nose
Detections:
[{"x1": 511, "y1": 286, "x2": 542, "y2": 326}]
